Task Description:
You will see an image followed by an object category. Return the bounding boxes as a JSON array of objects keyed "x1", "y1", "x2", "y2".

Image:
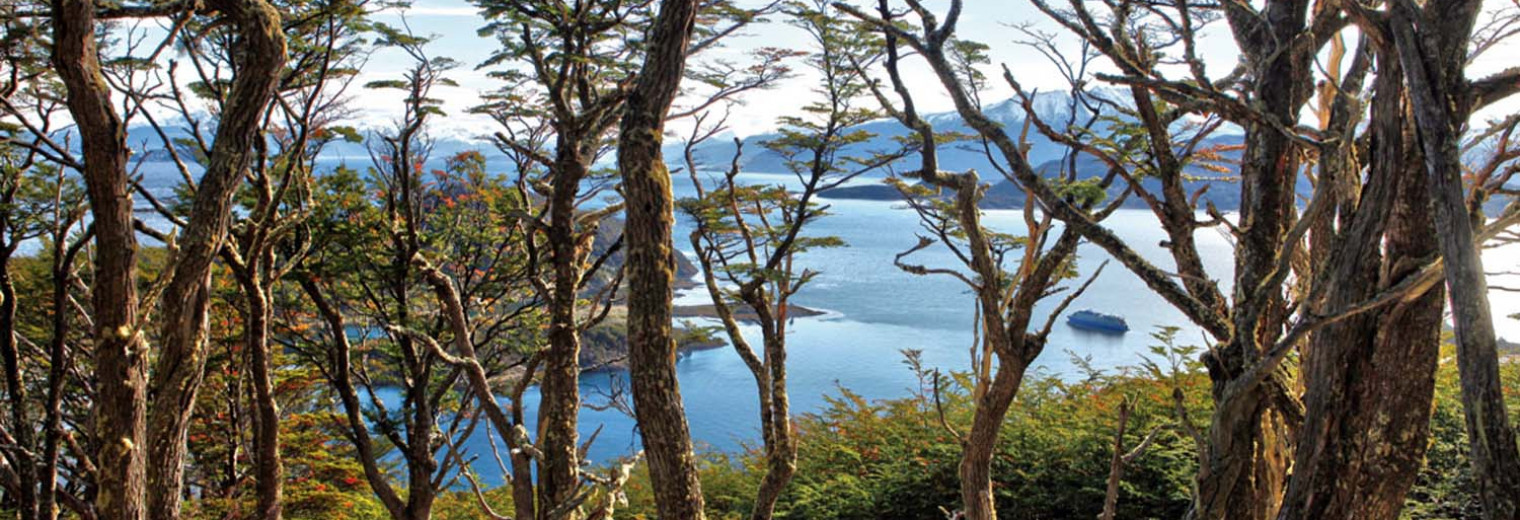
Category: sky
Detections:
[
  {"x1": 84, "y1": 0, "x2": 1519, "y2": 142},
  {"x1": 361, "y1": 0, "x2": 1251, "y2": 140}
]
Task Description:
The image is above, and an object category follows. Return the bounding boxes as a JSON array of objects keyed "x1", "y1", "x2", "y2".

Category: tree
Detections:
[
  {"x1": 856, "y1": 7, "x2": 1119, "y2": 519},
  {"x1": 111, "y1": 3, "x2": 367, "y2": 517},
  {"x1": 290, "y1": 26, "x2": 533, "y2": 520},
  {"x1": 676, "y1": 3, "x2": 898, "y2": 515},
  {"x1": 221, "y1": 3, "x2": 367, "y2": 516},
  {"x1": 1391, "y1": 0, "x2": 1520, "y2": 515},
  {"x1": 39, "y1": 1, "x2": 291, "y2": 518},
  {"x1": 619, "y1": 0, "x2": 707, "y2": 517},
  {"x1": 0, "y1": 26, "x2": 97, "y2": 515},
  {"x1": 472, "y1": 1, "x2": 647, "y2": 511},
  {"x1": 474, "y1": 2, "x2": 768, "y2": 516},
  {"x1": 835, "y1": 1, "x2": 1486, "y2": 518},
  {"x1": 0, "y1": 15, "x2": 71, "y2": 518},
  {"x1": 1269, "y1": 34, "x2": 1445, "y2": 519},
  {"x1": 976, "y1": 2, "x2": 1458, "y2": 516},
  {"x1": 46, "y1": 1, "x2": 148, "y2": 516}
]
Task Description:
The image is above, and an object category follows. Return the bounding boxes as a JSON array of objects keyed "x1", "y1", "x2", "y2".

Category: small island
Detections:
[
  {"x1": 573, "y1": 301, "x2": 827, "y2": 371},
  {"x1": 672, "y1": 303, "x2": 826, "y2": 322}
]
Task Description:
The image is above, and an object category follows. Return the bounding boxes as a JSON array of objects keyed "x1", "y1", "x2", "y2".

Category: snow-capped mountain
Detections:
[
  {"x1": 679, "y1": 89, "x2": 1141, "y2": 178},
  {"x1": 673, "y1": 88, "x2": 1273, "y2": 210}
]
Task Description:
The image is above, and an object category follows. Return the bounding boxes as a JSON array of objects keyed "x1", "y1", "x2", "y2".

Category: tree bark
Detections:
[
  {"x1": 49, "y1": 1, "x2": 147, "y2": 517},
  {"x1": 0, "y1": 243, "x2": 36, "y2": 520},
  {"x1": 1392, "y1": 1, "x2": 1520, "y2": 516},
  {"x1": 691, "y1": 229, "x2": 794, "y2": 520},
  {"x1": 958, "y1": 354, "x2": 1029, "y2": 520},
  {"x1": 1194, "y1": 2, "x2": 1316, "y2": 516},
  {"x1": 143, "y1": 1, "x2": 286, "y2": 518},
  {"x1": 1277, "y1": 55, "x2": 1444, "y2": 519},
  {"x1": 415, "y1": 260, "x2": 566, "y2": 519},
  {"x1": 928, "y1": 171, "x2": 1074, "y2": 520},
  {"x1": 39, "y1": 226, "x2": 83, "y2": 520},
  {"x1": 245, "y1": 276, "x2": 283, "y2": 520},
  {"x1": 749, "y1": 334, "x2": 796, "y2": 520},
  {"x1": 620, "y1": 0, "x2": 704, "y2": 517},
  {"x1": 507, "y1": 369, "x2": 539, "y2": 520},
  {"x1": 948, "y1": 177, "x2": 1022, "y2": 520},
  {"x1": 538, "y1": 142, "x2": 585, "y2": 518}
]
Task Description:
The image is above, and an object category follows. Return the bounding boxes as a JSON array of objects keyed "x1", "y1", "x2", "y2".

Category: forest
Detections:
[{"x1": 2, "y1": 0, "x2": 1520, "y2": 518}]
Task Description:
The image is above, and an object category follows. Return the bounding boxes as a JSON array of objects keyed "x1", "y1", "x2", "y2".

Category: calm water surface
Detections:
[
  {"x1": 458, "y1": 171, "x2": 1244, "y2": 483},
  {"x1": 131, "y1": 162, "x2": 1520, "y2": 485}
]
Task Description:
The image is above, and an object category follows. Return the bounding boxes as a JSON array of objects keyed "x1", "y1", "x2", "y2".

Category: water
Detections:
[
  {"x1": 420, "y1": 169, "x2": 1243, "y2": 484},
  {"x1": 128, "y1": 161, "x2": 1520, "y2": 486}
]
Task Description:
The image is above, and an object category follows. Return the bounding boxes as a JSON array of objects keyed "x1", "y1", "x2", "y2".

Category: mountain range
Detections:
[
  {"x1": 108, "y1": 89, "x2": 1513, "y2": 213},
  {"x1": 678, "y1": 90, "x2": 1269, "y2": 211}
]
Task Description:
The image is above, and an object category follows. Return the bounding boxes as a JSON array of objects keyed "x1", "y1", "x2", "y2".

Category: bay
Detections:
[{"x1": 125, "y1": 160, "x2": 1520, "y2": 487}]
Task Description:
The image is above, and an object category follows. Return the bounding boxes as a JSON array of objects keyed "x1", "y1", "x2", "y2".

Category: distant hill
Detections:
[
  {"x1": 679, "y1": 89, "x2": 1281, "y2": 211},
  {"x1": 106, "y1": 93, "x2": 1513, "y2": 214},
  {"x1": 818, "y1": 134, "x2": 1271, "y2": 212},
  {"x1": 104, "y1": 118, "x2": 495, "y2": 165},
  {"x1": 678, "y1": 90, "x2": 1133, "y2": 178}
]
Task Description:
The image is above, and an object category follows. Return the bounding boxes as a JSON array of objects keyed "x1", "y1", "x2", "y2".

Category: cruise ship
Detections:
[{"x1": 1066, "y1": 309, "x2": 1130, "y2": 333}]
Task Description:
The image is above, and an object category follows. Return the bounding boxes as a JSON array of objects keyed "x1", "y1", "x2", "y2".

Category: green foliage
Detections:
[
  {"x1": 1402, "y1": 340, "x2": 1520, "y2": 519},
  {"x1": 1053, "y1": 176, "x2": 1108, "y2": 207},
  {"x1": 187, "y1": 412, "x2": 389, "y2": 520},
  {"x1": 764, "y1": 0, "x2": 885, "y2": 179},
  {"x1": 610, "y1": 331, "x2": 1519, "y2": 519},
  {"x1": 605, "y1": 329, "x2": 1212, "y2": 519},
  {"x1": 430, "y1": 487, "x2": 517, "y2": 520},
  {"x1": 363, "y1": 22, "x2": 459, "y2": 119},
  {"x1": 679, "y1": 180, "x2": 844, "y2": 289},
  {"x1": 184, "y1": 276, "x2": 388, "y2": 520}
]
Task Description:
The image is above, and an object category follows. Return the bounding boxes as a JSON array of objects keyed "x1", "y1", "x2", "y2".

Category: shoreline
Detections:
[{"x1": 672, "y1": 303, "x2": 826, "y2": 322}]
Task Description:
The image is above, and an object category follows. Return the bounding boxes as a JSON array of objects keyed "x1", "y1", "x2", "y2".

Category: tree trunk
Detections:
[
  {"x1": 750, "y1": 334, "x2": 796, "y2": 520},
  {"x1": 959, "y1": 354, "x2": 1030, "y2": 520},
  {"x1": 508, "y1": 393, "x2": 538, "y2": 520},
  {"x1": 0, "y1": 247, "x2": 37, "y2": 520},
  {"x1": 245, "y1": 276, "x2": 283, "y2": 520},
  {"x1": 1277, "y1": 58, "x2": 1444, "y2": 519},
  {"x1": 143, "y1": 2, "x2": 286, "y2": 518},
  {"x1": 1099, "y1": 400, "x2": 1133, "y2": 520},
  {"x1": 402, "y1": 331, "x2": 438, "y2": 520},
  {"x1": 538, "y1": 144, "x2": 585, "y2": 518},
  {"x1": 1196, "y1": 2, "x2": 1315, "y2": 515},
  {"x1": 693, "y1": 231, "x2": 794, "y2": 520},
  {"x1": 1392, "y1": 3, "x2": 1520, "y2": 516},
  {"x1": 620, "y1": 0, "x2": 704, "y2": 517},
  {"x1": 49, "y1": 1, "x2": 147, "y2": 517},
  {"x1": 39, "y1": 234, "x2": 77, "y2": 520},
  {"x1": 416, "y1": 260, "x2": 541, "y2": 520},
  {"x1": 951, "y1": 178, "x2": 1020, "y2": 520},
  {"x1": 936, "y1": 172, "x2": 1069, "y2": 520},
  {"x1": 389, "y1": 160, "x2": 438, "y2": 520}
]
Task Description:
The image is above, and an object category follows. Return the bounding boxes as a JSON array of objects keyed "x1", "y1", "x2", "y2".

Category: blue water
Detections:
[
  {"x1": 424, "y1": 169, "x2": 1241, "y2": 484},
  {"x1": 123, "y1": 159, "x2": 1520, "y2": 487}
]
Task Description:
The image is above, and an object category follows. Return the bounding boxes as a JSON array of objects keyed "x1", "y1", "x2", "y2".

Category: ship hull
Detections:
[{"x1": 1067, "y1": 312, "x2": 1129, "y2": 333}]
